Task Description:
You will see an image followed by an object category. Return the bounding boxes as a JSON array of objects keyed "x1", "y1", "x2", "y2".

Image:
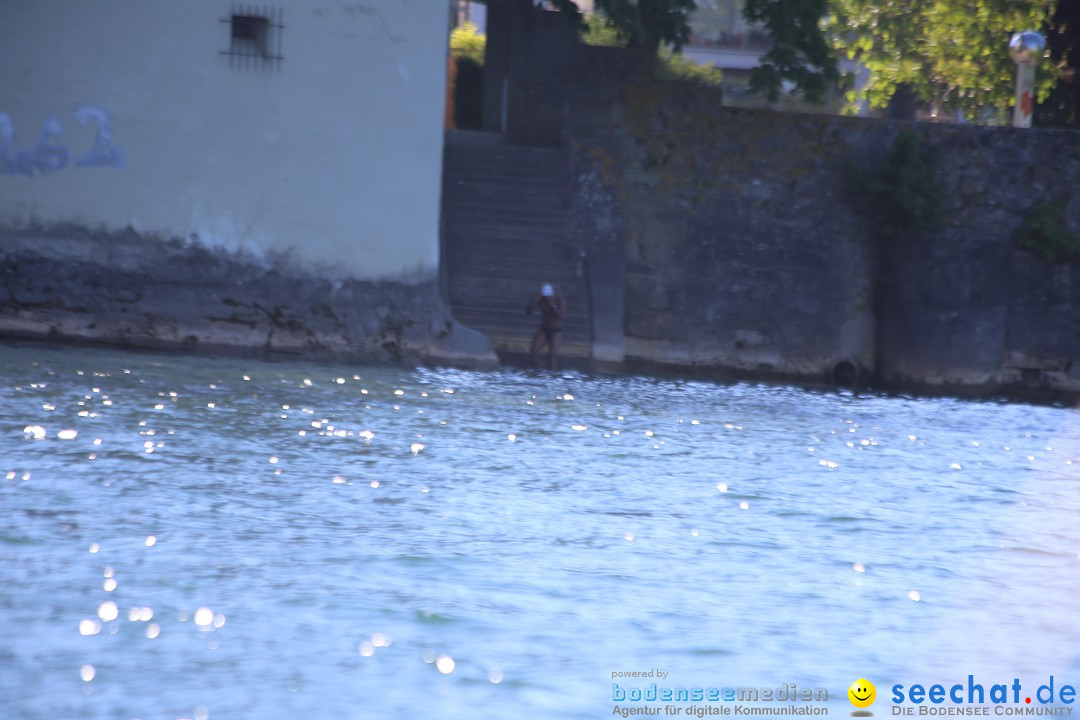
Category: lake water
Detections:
[{"x1": 2, "y1": 342, "x2": 1080, "y2": 720}]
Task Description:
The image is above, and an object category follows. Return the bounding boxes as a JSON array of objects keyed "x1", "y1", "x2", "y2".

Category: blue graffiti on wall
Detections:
[{"x1": 0, "y1": 104, "x2": 124, "y2": 177}]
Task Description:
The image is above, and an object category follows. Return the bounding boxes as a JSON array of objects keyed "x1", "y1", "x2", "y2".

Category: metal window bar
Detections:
[{"x1": 221, "y1": 5, "x2": 284, "y2": 69}]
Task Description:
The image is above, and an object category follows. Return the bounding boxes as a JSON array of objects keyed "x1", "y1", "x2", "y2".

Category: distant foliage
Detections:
[
  {"x1": 851, "y1": 131, "x2": 945, "y2": 239},
  {"x1": 1037, "y1": 0, "x2": 1080, "y2": 128},
  {"x1": 582, "y1": 11, "x2": 720, "y2": 88},
  {"x1": 580, "y1": 0, "x2": 1069, "y2": 117},
  {"x1": 582, "y1": 12, "x2": 626, "y2": 47},
  {"x1": 450, "y1": 22, "x2": 485, "y2": 66},
  {"x1": 547, "y1": 0, "x2": 586, "y2": 28},
  {"x1": 449, "y1": 23, "x2": 485, "y2": 130},
  {"x1": 1014, "y1": 201, "x2": 1080, "y2": 262},
  {"x1": 593, "y1": 0, "x2": 697, "y2": 53},
  {"x1": 656, "y1": 50, "x2": 723, "y2": 88},
  {"x1": 743, "y1": 0, "x2": 839, "y2": 104},
  {"x1": 826, "y1": 0, "x2": 1059, "y2": 121}
]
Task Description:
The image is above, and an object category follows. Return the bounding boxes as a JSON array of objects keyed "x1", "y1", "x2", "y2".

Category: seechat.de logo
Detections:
[{"x1": 849, "y1": 678, "x2": 877, "y2": 716}]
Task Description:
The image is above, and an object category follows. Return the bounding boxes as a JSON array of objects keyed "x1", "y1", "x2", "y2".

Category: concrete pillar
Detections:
[{"x1": 482, "y1": 1, "x2": 510, "y2": 132}]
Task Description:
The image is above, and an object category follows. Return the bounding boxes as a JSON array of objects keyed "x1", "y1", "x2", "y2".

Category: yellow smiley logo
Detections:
[{"x1": 848, "y1": 678, "x2": 876, "y2": 709}]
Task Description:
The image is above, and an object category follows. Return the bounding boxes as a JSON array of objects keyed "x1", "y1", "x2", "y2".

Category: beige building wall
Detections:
[{"x1": 0, "y1": 0, "x2": 448, "y2": 281}]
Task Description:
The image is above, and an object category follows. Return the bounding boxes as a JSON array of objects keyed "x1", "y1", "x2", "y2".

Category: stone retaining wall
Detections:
[{"x1": 568, "y1": 78, "x2": 1080, "y2": 392}]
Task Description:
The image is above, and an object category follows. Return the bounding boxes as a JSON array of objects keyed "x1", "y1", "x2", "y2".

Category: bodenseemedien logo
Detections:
[
  {"x1": 609, "y1": 673, "x2": 829, "y2": 717},
  {"x1": 849, "y1": 678, "x2": 876, "y2": 716}
]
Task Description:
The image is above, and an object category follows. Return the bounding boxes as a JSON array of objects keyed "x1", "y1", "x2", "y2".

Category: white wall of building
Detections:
[{"x1": 0, "y1": 0, "x2": 448, "y2": 281}]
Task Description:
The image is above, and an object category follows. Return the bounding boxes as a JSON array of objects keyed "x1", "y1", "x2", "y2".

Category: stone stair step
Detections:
[
  {"x1": 442, "y1": 193, "x2": 566, "y2": 212},
  {"x1": 447, "y1": 271, "x2": 581, "y2": 290},
  {"x1": 443, "y1": 211, "x2": 570, "y2": 228},
  {"x1": 448, "y1": 251, "x2": 571, "y2": 266},
  {"x1": 449, "y1": 276, "x2": 584, "y2": 299},
  {"x1": 443, "y1": 130, "x2": 589, "y2": 362},
  {"x1": 452, "y1": 307, "x2": 589, "y2": 335},
  {"x1": 445, "y1": 147, "x2": 566, "y2": 165},
  {"x1": 446, "y1": 250, "x2": 576, "y2": 268},
  {"x1": 444, "y1": 164, "x2": 566, "y2": 182}
]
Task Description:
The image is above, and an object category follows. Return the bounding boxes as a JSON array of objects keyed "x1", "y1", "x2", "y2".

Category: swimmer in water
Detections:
[{"x1": 526, "y1": 283, "x2": 565, "y2": 371}]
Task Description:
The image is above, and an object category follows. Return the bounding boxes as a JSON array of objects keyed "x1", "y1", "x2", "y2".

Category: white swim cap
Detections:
[{"x1": 541, "y1": 283, "x2": 554, "y2": 297}]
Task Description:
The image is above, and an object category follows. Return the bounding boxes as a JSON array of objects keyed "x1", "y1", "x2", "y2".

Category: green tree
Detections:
[
  {"x1": 1037, "y1": 0, "x2": 1080, "y2": 126},
  {"x1": 578, "y1": 0, "x2": 831, "y2": 97},
  {"x1": 744, "y1": 0, "x2": 840, "y2": 103},
  {"x1": 592, "y1": 0, "x2": 697, "y2": 54},
  {"x1": 827, "y1": 0, "x2": 1060, "y2": 121},
  {"x1": 568, "y1": 0, "x2": 1072, "y2": 115}
]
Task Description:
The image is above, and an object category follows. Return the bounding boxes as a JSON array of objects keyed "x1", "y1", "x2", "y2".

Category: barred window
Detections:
[{"x1": 222, "y1": 5, "x2": 284, "y2": 67}]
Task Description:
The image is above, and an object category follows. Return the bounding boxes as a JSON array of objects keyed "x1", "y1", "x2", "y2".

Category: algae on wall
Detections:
[
  {"x1": 581, "y1": 76, "x2": 1080, "y2": 390},
  {"x1": 616, "y1": 82, "x2": 876, "y2": 379}
]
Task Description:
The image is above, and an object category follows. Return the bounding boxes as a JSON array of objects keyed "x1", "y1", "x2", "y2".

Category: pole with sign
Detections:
[{"x1": 1010, "y1": 31, "x2": 1046, "y2": 128}]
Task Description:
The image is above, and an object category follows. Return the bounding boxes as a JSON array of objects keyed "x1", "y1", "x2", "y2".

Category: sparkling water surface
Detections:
[{"x1": 2, "y1": 342, "x2": 1080, "y2": 720}]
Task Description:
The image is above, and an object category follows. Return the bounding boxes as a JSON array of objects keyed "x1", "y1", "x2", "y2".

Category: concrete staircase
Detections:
[{"x1": 442, "y1": 130, "x2": 591, "y2": 363}]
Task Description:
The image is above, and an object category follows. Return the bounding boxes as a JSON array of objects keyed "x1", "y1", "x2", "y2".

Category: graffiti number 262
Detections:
[{"x1": 0, "y1": 105, "x2": 124, "y2": 177}]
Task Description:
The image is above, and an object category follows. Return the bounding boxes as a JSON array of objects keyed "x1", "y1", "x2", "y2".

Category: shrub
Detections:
[
  {"x1": 851, "y1": 130, "x2": 945, "y2": 239},
  {"x1": 656, "y1": 49, "x2": 723, "y2": 88},
  {"x1": 1014, "y1": 201, "x2": 1080, "y2": 262},
  {"x1": 581, "y1": 12, "x2": 625, "y2": 47},
  {"x1": 450, "y1": 22, "x2": 485, "y2": 66}
]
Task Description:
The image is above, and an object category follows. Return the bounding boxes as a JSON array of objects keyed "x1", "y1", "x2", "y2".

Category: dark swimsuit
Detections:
[{"x1": 538, "y1": 300, "x2": 563, "y2": 342}]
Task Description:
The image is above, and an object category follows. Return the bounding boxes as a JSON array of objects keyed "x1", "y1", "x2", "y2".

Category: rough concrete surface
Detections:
[{"x1": 0, "y1": 224, "x2": 498, "y2": 370}]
